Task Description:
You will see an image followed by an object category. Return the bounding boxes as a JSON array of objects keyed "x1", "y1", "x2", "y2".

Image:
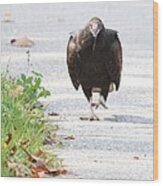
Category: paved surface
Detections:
[{"x1": 0, "y1": 1, "x2": 154, "y2": 180}]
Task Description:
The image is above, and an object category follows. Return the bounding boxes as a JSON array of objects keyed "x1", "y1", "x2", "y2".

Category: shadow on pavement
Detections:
[{"x1": 104, "y1": 114, "x2": 153, "y2": 124}]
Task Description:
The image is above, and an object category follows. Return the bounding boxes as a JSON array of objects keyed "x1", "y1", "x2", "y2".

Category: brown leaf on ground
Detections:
[
  {"x1": 43, "y1": 135, "x2": 57, "y2": 145},
  {"x1": 43, "y1": 133, "x2": 58, "y2": 145},
  {"x1": 7, "y1": 159, "x2": 28, "y2": 177},
  {"x1": 32, "y1": 166, "x2": 67, "y2": 178},
  {"x1": 133, "y1": 156, "x2": 139, "y2": 160},
  {"x1": 64, "y1": 135, "x2": 75, "y2": 140},
  {"x1": 47, "y1": 168, "x2": 68, "y2": 176},
  {"x1": 54, "y1": 124, "x2": 60, "y2": 130},
  {"x1": 2, "y1": 12, "x2": 13, "y2": 23},
  {"x1": 31, "y1": 165, "x2": 49, "y2": 178},
  {"x1": 6, "y1": 132, "x2": 12, "y2": 145},
  {"x1": 21, "y1": 146, "x2": 66, "y2": 177},
  {"x1": 80, "y1": 117, "x2": 89, "y2": 120},
  {"x1": 10, "y1": 85, "x2": 24, "y2": 97},
  {"x1": 11, "y1": 146, "x2": 17, "y2": 154},
  {"x1": 10, "y1": 37, "x2": 34, "y2": 48},
  {"x1": 21, "y1": 146, "x2": 42, "y2": 163},
  {"x1": 20, "y1": 139, "x2": 30, "y2": 146},
  {"x1": 48, "y1": 112, "x2": 59, "y2": 116},
  {"x1": 34, "y1": 149, "x2": 44, "y2": 157}
]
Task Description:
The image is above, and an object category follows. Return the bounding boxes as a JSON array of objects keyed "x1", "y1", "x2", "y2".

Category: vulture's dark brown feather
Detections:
[
  {"x1": 67, "y1": 35, "x2": 80, "y2": 90},
  {"x1": 67, "y1": 17, "x2": 122, "y2": 104}
]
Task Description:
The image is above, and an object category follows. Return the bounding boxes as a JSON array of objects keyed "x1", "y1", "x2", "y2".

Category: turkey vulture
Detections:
[{"x1": 67, "y1": 17, "x2": 122, "y2": 120}]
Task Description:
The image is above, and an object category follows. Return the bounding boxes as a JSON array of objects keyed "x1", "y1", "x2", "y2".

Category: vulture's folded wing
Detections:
[
  {"x1": 67, "y1": 35, "x2": 81, "y2": 90},
  {"x1": 105, "y1": 33, "x2": 123, "y2": 91}
]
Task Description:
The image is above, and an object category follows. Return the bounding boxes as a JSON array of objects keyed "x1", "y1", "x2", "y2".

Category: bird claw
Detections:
[
  {"x1": 89, "y1": 114, "x2": 100, "y2": 121},
  {"x1": 89, "y1": 115, "x2": 100, "y2": 121},
  {"x1": 89, "y1": 95, "x2": 107, "y2": 121}
]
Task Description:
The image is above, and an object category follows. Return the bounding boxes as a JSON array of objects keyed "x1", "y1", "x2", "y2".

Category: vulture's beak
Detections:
[{"x1": 90, "y1": 23, "x2": 100, "y2": 38}]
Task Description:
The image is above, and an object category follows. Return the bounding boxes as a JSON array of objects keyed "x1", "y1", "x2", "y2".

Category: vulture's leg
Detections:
[
  {"x1": 92, "y1": 90, "x2": 101, "y2": 109},
  {"x1": 99, "y1": 96, "x2": 108, "y2": 109},
  {"x1": 81, "y1": 86, "x2": 99, "y2": 120},
  {"x1": 94, "y1": 96, "x2": 108, "y2": 109},
  {"x1": 89, "y1": 97, "x2": 100, "y2": 121}
]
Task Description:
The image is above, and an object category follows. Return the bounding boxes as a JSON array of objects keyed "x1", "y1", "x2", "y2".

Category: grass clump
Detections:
[{"x1": 1, "y1": 71, "x2": 62, "y2": 177}]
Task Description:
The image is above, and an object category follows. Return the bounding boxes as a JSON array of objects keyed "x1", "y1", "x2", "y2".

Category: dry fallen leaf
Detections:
[
  {"x1": 6, "y1": 132, "x2": 12, "y2": 145},
  {"x1": 7, "y1": 158, "x2": 28, "y2": 177},
  {"x1": 64, "y1": 135, "x2": 75, "y2": 140},
  {"x1": 20, "y1": 139, "x2": 30, "y2": 146},
  {"x1": 21, "y1": 146, "x2": 66, "y2": 178},
  {"x1": 80, "y1": 117, "x2": 89, "y2": 120},
  {"x1": 47, "y1": 168, "x2": 67, "y2": 176},
  {"x1": 48, "y1": 112, "x2": 59, "y2": 116},
  {"x1": 10, "y1": 37, "x2": 34, "y2": 48},
  {"x1": 10, "y1": 85, "x2": 24, "y2": 97},
  {"x1": 11, "y1": 146, "x2": 17, "y2": 154},
  {"x1": 133, "y1": 156, "x2": 139, "y2": 160},
  {"x1": 31, "y1": 165, "x2": 49, "y2": 178},
  {"x1": 34, "y1": 149, "x2": 44, "y2": 157}
]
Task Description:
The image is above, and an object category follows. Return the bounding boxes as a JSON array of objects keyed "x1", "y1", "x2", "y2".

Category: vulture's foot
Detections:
[
  {"x1": 90, "y1": 97, "x2": 100, "y2": 121},
  {"x1": 91, "y1": 90, "x2": 108, "y2": 109},
  {"x1": 89, "y1": 114, "x2": 100, "y2": 121},
  {"x1": 80, "y1": 116, "x2": 99, "y2": 121}
]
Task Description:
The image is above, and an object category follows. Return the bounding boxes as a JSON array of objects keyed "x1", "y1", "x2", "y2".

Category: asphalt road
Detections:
[{"x1": 0, "y1": 1, "x2": 154, "y2": 180}]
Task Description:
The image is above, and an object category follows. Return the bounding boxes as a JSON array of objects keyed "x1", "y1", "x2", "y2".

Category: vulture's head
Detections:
[{"x1": 87, "y1": 17, "x2": 104, "y2": 38}]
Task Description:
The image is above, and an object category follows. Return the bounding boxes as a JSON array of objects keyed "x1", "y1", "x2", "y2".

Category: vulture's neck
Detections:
[
  {"x1": 92, "y1": 37, "x2": 97, "y2": 53},
  {"x1": 77, "y1": 28, "x2": 105, "y2": 52},
  {"x1": 92, "y1": 29, "x2": 104, "y2": 53}
]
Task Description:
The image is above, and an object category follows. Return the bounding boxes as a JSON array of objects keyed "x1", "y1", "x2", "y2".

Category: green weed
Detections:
[{"x1": 1, "y1": 71, "x2": 62, "y2": 177}]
